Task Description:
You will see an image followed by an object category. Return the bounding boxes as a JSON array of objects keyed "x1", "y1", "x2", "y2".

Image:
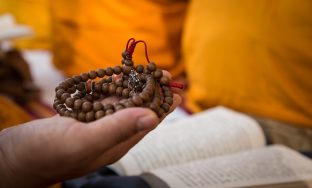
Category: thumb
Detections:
[{"x1": 88, "y1": 108, "x2": 159, "y2": 148}]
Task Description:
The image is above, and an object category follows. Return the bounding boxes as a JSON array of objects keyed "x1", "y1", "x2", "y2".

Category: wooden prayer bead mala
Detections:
[{"x1": 53, "y1": 38, "x2": 183, "y2": 122}]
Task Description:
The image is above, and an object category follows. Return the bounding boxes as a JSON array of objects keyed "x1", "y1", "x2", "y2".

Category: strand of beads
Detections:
[{"x1": 53, "y1": 39, "x2": 174, "y2": 122}]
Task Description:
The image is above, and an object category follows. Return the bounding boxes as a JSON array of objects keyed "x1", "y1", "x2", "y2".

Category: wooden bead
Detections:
[
  {"x1": 78, "y1": 112, "x2": 86, "y2": 122},
  {"x1": 76, "y1": 83, "x2": 85, "y2": 91},
  {"x1": 115, "y1": 78, "x2": 123, "y2": 87},
  {"x1": 96, "y1": 68, "x2": 106, "y2": 78},
  {"x1": 164, "y1": 90, "x2": 173, "y2": 97},
  {"x1": 106, "y1": 67, "x2": 114, "y2": 76},
  {"x1": 84, "y1": 94, "x2": 93, "y2": 101},
  {"x1": 122, "y1": 88, "x2": 130, "y2": 98},
  {"x1": 162, "y1": 86, "x2": 171, "y2": 91},
  {"x1": 64, "y1": 110, "x2": 72, "y2": 117},
  {"x1": 53, "y1": 100, "x2": 62, "y2": 109},
  {"x1": 102, "y1": 83, "x2": 109, "y2": 94},
  {"x1": 73, "y1": 75, "x2": 82, "y2": 84},
  {"x1": 153, "y1": 70, "x2": 163, "y2": 79},
  {"x1": 139, "y1": 92, "x2": 150, "y2": 102},
  {"x1": 106, "y1": 76, "x2": 113, "y2": 83},
  {"x1": 122, "y1": 51, "x2": 128, "y2": 59},
  {"x1": 147, "y1": 62, "x2": 157, "y2": 72},
  {"x1": 54, "y1": 98, "x2": 62, "y2": 103},
  {"x1": 56, "y1": 104, "x2": 65, "y2": 112},
  {"x1": 123, "y1": 80, "x2": 128, "y2": 88},
  {"x1": 74, "y1": 99, "x2": 83, "y2": 110},
  {"x1": 61, "y1": 93, "x2": 71, "y2": 102},
  {"x1": 129, "y1": 90, "x2": 136, "y2": 97},
  {"x1": 70, "y1": 112, "x2": 78, "y2": 119},
  {"x1": 59, "y1": 82, "x2": 70, "y2": 90},
  {"x1": 136, "y1": 64, "x2": 144, "y2": 73},
  {"x1": 143, "y1": 68, "x2": 151, "y2": 74},
  {"x1": 82, "y1": 101, "x2": 92, "y2": 112},
  {"x1": 98, "y1": 78, "x2": 106, "y2": 85},
  {"x1": 80, "y1": 73, "x2": 89, "y2": 82},
  {"x1": 86, "y1": 111, "x2": 95, "y2": 122},
  {"x1": 124, "y1": 100, "x2": 135, "y2": 108},
  {"x1": 59, "y1": 108, "x2": 66, "y2": 116},
  {"x1": 95, "y1": 110, "x2": 105, "y2": 119},
  {"x1": 157, "y1": 108, "x2": 165, "y2": 118},
  {"x1": 114, "y1": 104, "x2": 124, "y2": 111},
  {"x1": 125, "y1": 59, "x2": 133, "y2": 66},
  {"x1": 116, "y1": 87, "x2": 123, "y2": 97},
  {"x1": 67, "y1": 86, "x2": 76, "y2": 94},
  {"x1": 56, "y1": 89, "x2": 65, "y2": 99},
  {"x1": 65, "y1": 97, "x2": 75, "y2": 108},
  {"x1": 144, "y1": 80, "x2": 154, "y2": 89},
  {"x1": 122, "y1": 65, "x2": 131, "y2": 75},
  {"x1": 55, "y1": 86, "x2": 63, "y2": 92},
  {"x1": 132, "y1": 95, "x2": 143, "y2": 106},
  {"x1": 105, "y1": 109, "x2": 114, "y2": 115},
  {"x1": 93, "y1": 83, "x2": 102, "y2": 92},
  {"x1": 104, "y1": 103, "x2": 113, "y2": 110},
  {"x1": 139, "y1": 74, "x2": 147, "y2": 82},
  {"x1": 164, "y1": 97, "x2": 173, "y2": 105},
  {"x1": 145, "y1": 87, "x2": 154, "y2": 97},
  {"x1": 65, "y1": 78, "x2": 75, "y2": 86},
  {"x1": 108, "y1": 84, "x2": 117, "y2": 94},
  {"x1": 93, "y1": 101, "x2": 103, "y2": 111},
  {"x1": 161, "y1": 103, "x2": 170, "y2": 113},
  {"x1": 149, "y1": 103, "x2": 159, "y2": 112},
  {"x1": 152, "y1": 96, "x2": 161, "y2": 106},
  {"x1": 88, "y1": 70, "x2": 97, "y2": 79},
  {"x1": 78, "y1": 90, "x2": 87, "y2": 96},
  {"x1": 91, "y1": 92, "x2": 101, "y2": 100},
  {"x1": 113, "y1": 66, "x2": 122, "y2": 74},
  {"x1": 160, "y1": 76, "x2": 170, "y2": 86}
]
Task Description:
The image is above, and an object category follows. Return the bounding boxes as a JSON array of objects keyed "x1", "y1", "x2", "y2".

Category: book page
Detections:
[
  {"x1": 111, "y1": 107, "x2": 265, "y2": 175},
  {"x1": 147, "y1": 145, "x2": 312, "y2": 188}
]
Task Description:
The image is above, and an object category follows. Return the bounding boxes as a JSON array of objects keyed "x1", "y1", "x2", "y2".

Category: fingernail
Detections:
[{"x1": 137, "y1": 113, "x2": 158, "y2": 132}]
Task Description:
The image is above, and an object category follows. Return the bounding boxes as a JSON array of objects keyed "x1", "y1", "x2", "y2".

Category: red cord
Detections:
[
  {"x1": 126, "y1": 38, "x2": 135, "y2": 51},
  {"x1": 169, "y1": 82, "x2": 185, "y2": 90},
  {"x1": 126, "y1": 38, "x2": 184, "y2": 90},
  {"x1": 126, "y1": 39, "x2": 150, "y2": 63}
]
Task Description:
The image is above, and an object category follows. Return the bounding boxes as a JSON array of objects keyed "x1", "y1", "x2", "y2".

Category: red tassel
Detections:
[{"x1": 169, "y1": 82, "x2": 184, "y2": 90}]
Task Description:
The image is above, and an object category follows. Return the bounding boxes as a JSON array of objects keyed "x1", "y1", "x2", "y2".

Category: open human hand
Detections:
[{"x1": 0, "y1": 93, "x2": 181, "y2": 188}]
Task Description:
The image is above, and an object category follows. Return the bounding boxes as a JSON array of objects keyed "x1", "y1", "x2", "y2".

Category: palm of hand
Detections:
[{"x1": 0, "y1": 94, "x2": 181, "y2": 187}]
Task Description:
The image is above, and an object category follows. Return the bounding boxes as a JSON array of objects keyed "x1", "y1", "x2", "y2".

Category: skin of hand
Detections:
[{"x1": 0, "y1": 76, "x2": 181, "y2": 188}]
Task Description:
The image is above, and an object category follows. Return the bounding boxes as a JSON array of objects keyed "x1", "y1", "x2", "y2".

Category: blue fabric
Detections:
[{"x1": 62, "y1": 167, "x2": 150, "y2": 188}]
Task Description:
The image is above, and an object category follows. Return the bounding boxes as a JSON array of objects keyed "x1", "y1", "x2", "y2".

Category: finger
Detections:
[
  {"x1": 89, "y1": 130, "x2": 149, "y2": 167},
  {"x1": 87, "y1": 108, "x2": 159, "y2": 152},
  {"x1": 92, "y1": 93, "x2": 181, "y2": 164},
  {"x1": 162, "y1": 70, "x2": 172, "y2": 79}
]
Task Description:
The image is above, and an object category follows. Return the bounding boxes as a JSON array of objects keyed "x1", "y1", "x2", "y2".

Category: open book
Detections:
[{"x1": 110, "y1": 107, "x2": 312, "y2": 188}]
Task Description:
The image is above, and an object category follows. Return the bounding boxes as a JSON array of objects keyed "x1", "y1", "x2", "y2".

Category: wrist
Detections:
[{"x1": 0, "y1": 127, "x2": 51, "y2": 188}]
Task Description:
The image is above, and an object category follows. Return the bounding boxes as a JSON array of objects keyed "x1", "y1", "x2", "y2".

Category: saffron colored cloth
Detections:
[
  {"x1": 0, "y1": 0, "x2": 51, "y2": 49},
  {"x1": 183, "y1": 0, "x2": 312, "y2": 128},
  {"x1": 51, "y1": 0, "x2": 187, "y2": 78},
  {"x1": 0, "y1": 95, "x2": 32, "y2": 130}
]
